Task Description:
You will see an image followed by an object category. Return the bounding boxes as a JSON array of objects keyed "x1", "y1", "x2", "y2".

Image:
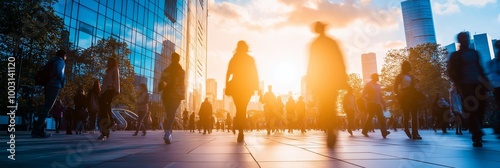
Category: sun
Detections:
[{"x1": 270, "y1": 60, "x2": 301, "y2": 95}]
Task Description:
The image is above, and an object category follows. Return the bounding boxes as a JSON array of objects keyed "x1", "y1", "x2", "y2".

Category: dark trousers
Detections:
[
  {"x1": 98, "y1": 90, "x2": 115, "y2": 136},
  {"x1": 401, "y1": 99, "x2": 419, "y2": 135},
  {"x1": 460, "y1": 84, "x2": 487, "y2": 142},
  {"x1": 34, "y1": 86, "x2": 60, "y2": 132},
  {"x1": 232, "y1": 95, "x2": 251, "y2": 131},
  {"x1": 135, "y1": 111, "x2": 149, "y2": 133},
  {"x1": 345, "y1": 109, "x2": 355, "y2": 132},
  {"x1": 89, "y1": 110, "x2": 98, "y2": 131},
  {"x1": 362, "y1": 102, "x2": 387, "y2": 134},
  {"x1": 54, "y1": 117, "x2": 61, "y2": 132},
  {"x1": 163, "y1": 99, "x2": 181, "y2": 132},
  {"x1": 318, "y1": 93, "x2": 339, "y2": 130}
]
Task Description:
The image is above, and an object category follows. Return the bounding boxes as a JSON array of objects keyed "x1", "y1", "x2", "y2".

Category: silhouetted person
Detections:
[
  {"x1": 449, "y1": 85, "x2": 463, "y2": 135},
  {"x1": 159, "y1": 52, "x2": 186, "y2": 144},
  {"x1": 50, "y1": 100, "x2": 64, "y2": 133},
  {"x1": 32, "y1": 50, "x2": 66, "y2": 138},
  {"x1": 260, "y1": 85, "x2": 277, "y2": 135},
  {"x1": 296, "y1": 96, "x2": 307, "y2": 133},
  {"x1": 74, "y1": 87, "x2": 88, "y2": 135},
  {"x1": 133, "y1": 83, "x2": 149, "y2": 136},
  {"x1": 489, "y1": 40, "x2": 500, "y2": 137},
  {"x1": 199, "y1": 98, "x2": 213, "y2": 134},
  {"x1": 225, "y1": 40, "x2": 259, "y2": 142},
  {"x1": 65, "y1": 107, "x2": 74, "y2": 135},
  {"x1": 88, "y1": 80, "x2": 100, "y2": 134},
  {"x1": 275, "y1": 96, "x2": 285, "y2": 132},
  {"x1": 432, "y1": 93, "x2": 448, "y2": 133},
  {"x1": 394, "y1": 61, "x2": 422, "y2": 140},
  {"x1": 226, "y1": 113, "x2": 232, "y2": 133},
  {"x1": 189, "y1": 112, "x2": 195, "y2": 133},
  {"x1": 183, "y1": 108, "x2": 189, "y2": 130},
  {"x1": 343, "y1": 87, "x2": 358, "y2": 136},
  {"x1": 307, "y1": 21, "x2": 349, "y2": 147},
  {"x1": 362, "y1": 73, "x2": 390, "y2": 138},
  {"x1": 286, "y1": 97, "x2": 296, "y2": 133},
  {"x1": 448, "y1": 32, "x2": 489, "y2": 147},
  {"x1": 98, "y1": 57, "x2": 120, "y2": 140}
]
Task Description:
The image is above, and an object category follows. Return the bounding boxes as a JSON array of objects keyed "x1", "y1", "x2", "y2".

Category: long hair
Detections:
[
  {"x1": 91, "y1": 80, "x2": 101, "y2": 94},
  {"x1": 401, "y1": 61, "x2": 412, "y2": 74},
  {"x1": 106, "y1": 58, "x2": 118, "y2": 72},
  {"x1": 235, "y1": 40, "x2": 249, "y2": 54}
]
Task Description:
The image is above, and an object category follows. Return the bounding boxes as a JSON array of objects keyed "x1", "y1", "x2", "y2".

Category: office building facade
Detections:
[
  {"x1": 361, "y1": 53, "x2": 378, "y2": 84},
  {"x1": 401, "y1": 0, "x2": 437, "y2": 48},
  {"x1": 473, "y1": 33, "x2": 495, "y2": 72},
  {"x1": 53, "y1": 0, "x2": 208, "y2": 112}
]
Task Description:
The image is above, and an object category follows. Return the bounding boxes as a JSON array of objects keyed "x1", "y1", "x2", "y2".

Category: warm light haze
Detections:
[{"x1": 208, "y1": 0, "x2": 500, "y2": 98}]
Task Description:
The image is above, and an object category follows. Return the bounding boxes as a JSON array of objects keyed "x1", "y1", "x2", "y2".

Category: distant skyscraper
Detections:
[
  {"x1": 206, "y1": 79, "x2": 217, "y2": 104},
  {"x1": 445, "y1": 42, "x2": 459, "y2": 58},
  {"x1": 401, "y1": 0, "x2": 437, "y2": 48},
  {"x1": 493, "y1": 39, "x2": 499, "y2": 59},
  {"x1": 473, "y1": 33, "x2": 495, "y2": 72},
  {"x1": 361, "y1": 53, "x2": 378, "y2": 84}
]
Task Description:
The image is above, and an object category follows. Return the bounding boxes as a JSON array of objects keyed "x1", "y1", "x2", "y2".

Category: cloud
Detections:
[
  {"x1": 457, "y1": 0, "x2": 496, "y2": 7},
  {"x1": 277, "y1": 0, "x2": 400, "y2": 29},
  {"x1": 382, "y1": 40, "x2": 406, "y2": 50},
  {"x1": 208, "y1": 0, "x2": 400, "y2": 32},
  {"x1": 433, "y1": 0, "x2": 460, "y2": 15}
]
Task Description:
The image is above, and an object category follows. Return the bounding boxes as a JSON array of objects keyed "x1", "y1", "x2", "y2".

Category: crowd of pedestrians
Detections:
[{"x1": 31, "y1": 23, "x2": 499, "y2": 148}]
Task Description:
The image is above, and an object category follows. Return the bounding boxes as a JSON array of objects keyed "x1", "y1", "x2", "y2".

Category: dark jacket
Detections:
[
  {"x1": 447, "y1": 48, "x2": 487, "y2": 87},
  {"x1": 198, "y1": 101, "x2": 213, "y2": 120},
  {"x1": 47, "y1": 56, "x2": 66, "y2": 89},
  {"x1": 160, "y1": 62, "x2": 185, "y2": 100},
  {"x1": 225, "y1": 53, "x2": 259, "y2": 97},
  {"x1": 307, "y1": 34, "x2": 348, "y2": 94}
]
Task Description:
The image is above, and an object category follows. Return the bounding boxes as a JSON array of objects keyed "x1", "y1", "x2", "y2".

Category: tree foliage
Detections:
[
  {"x1": 0, "y1": 0, "x2": 65, "y2": 116},
  {"x1": 58, "y1": 37, "x2": 136, "y2": 110},
  {"x1": 380, "y1": 43, "x2": 450, "y2": 116}
]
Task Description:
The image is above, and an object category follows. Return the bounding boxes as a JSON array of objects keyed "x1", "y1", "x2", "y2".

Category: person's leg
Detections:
[
  {"x1": 461, "y1": 84, "x2": 486, "y2": 147},
  {"x1": 372, "y1": 103, "x2": 389, "y2": 138},
  {"x1": 346, "y1": 110, "x2": 354, "y2": 135},
  {"x1": 402, "y1": 106, "x2": 411, "y2": 139},
  {"x1": 163, "y1": 99, "x2": 181, "y2": 144},
  {"x1": 134, "y1": 111, "x2": 145, "y2": 135},
  {"x1": 411, "y1": 106, "x2": 420, "y2": 138},
  {"x1": 98, "y1": 90, "x2": 114, "y2": 139},
  {"x1": 319, "y1": 93, "x2": 338, "y2": 146},
  {"x1": 32, "y1": 86, "x2": 60, "y2": 137},
  {"x1": 233, "y1": 95, "x2": 251, "y2": 142}
]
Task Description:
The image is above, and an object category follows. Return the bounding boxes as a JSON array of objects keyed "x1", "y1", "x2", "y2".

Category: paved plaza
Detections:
[{"x1": 2, "y1": 129, "x2": 500, "y2": 168}]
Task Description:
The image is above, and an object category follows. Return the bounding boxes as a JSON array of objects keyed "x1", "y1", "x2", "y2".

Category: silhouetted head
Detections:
[
  {"x1": 312, "y1": 21, "x2": 327, "y2": 35},
  {"x1": 495, "y1": 40, "x2": 500, "y2": 49},
  {"x1": 371, "y1": 73, "x2": 379, "y2": 82},
  {"x1": 204, "y1": 98, "x2": 209, "y2": 102},
  {"x1": 172, "y1": 52, "x2": 180, "y2": 63},
  {"x1": 56, "y1": 50, "x2": 66, "y2": 60},
  {"x1": 457, "y1": 32, "x2": 470, "y2": 49},
  {"x1": 401, "y1": 61, "x2": 412, "y2": 74},
  {"x1": 236, "y1": 40, "x2": 249, "y2": 53},
  {"x1": 107, "y1": 57, "x2": 118, "y2": 70},
  {"x1": 92, "y1": 80, "x2": 101, "y2": 92},
  {"x1": 140, "y1": 83, "x2": 147, "y2": 92},
  {"x1": 298, "y1": 96, "x2": 303, "y2": 101},
  {"x1": 288, "y1": 97, "x2": 294, "y2": 102},
  {"x1": 268, "y1": 85, "x2": 273, "y2": 92}
]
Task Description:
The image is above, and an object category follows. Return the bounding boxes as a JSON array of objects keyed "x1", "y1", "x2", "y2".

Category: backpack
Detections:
[{"x1": 35, "y1": 60, "x2": 54, "y2": 86}]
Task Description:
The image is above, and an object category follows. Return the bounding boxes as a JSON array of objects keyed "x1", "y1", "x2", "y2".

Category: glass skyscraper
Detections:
[
  {"x1": 401, "y1": 0, "x2": 437, "y2": 48},
  {"x1": 361, "y1": 53, "x2": 377, "y2": 85},
  {"x1": 52, "y1": 0, "x2": 208, "y2": 112}
]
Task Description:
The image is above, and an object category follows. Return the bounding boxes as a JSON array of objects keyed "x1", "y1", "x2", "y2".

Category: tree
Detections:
[
  {"x1": 59, "y1": 37, "x2": 136, "y2": 110},
  {"x1": 0, "y1": 0, "x2": 65, "y2": 124},
  {"x1": 380, "y1": 43, "x2": 449, "y2": 118}
]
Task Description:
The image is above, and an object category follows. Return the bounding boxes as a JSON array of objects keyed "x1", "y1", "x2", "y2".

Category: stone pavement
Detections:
[{"x1": 2, "y1": 129, "x2": 500, "y2": 168}]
